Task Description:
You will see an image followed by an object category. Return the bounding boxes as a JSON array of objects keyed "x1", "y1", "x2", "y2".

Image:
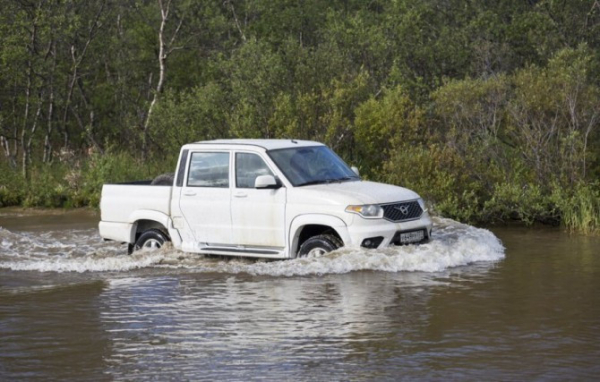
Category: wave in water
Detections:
[{"x1": 0, "y1": 218, "x2": 504, "y2": 275}]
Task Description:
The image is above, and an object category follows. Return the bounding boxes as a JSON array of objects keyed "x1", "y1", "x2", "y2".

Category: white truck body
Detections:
[{"x1": 99, "y1": 139, "x2": 433, "y2": 258}]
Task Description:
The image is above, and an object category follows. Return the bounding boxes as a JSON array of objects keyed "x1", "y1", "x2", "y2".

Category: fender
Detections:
[
  {"x1": 288, "y1": 214, "x2": 351, "y2": 258},
  {"x1": 127, "y1": 210, "x2": 182, "y2": 247}
]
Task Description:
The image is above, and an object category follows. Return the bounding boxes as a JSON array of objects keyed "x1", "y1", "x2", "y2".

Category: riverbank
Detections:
[{"x1": 2, "y1": 155, "x2": 599, "y2": 235}]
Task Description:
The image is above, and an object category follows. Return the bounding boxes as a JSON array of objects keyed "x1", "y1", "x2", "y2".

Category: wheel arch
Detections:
[
  {"x1": 289, "y1": 214, "x2": 349, "y2": 258},
  {"x1": 127, "y1": 210, "x2": 172, "y2": 243},
  {"x1": 132, "y1": 220, "x2": 170, "y2": 243}
]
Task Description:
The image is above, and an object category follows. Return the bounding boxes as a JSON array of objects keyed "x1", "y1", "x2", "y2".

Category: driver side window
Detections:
[
  {"x1": 187, "y1": 152, "x2": 230, "y2": 188},
  {"x1": 236, "y1": 153, "x2": 274, "y2": 188}
]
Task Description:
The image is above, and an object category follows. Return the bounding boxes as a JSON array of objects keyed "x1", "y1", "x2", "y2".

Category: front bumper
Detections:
[{"x1": 344, "y1": 212, "x2": 433, "y2": 249}]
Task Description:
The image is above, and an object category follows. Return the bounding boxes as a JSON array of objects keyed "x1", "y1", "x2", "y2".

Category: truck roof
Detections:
[{"x1": 190, "y1": 139, "x2": 324, "y2": 151}]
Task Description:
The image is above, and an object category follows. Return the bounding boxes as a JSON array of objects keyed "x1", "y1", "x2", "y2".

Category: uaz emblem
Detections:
[{"x1": 394, "y1": 205, "x2": 409, "y2": 215}]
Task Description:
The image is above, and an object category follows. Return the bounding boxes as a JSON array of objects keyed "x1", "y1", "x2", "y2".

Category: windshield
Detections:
[{"x1": 268, "y1": 146, "x2": 360, "y2": 187}]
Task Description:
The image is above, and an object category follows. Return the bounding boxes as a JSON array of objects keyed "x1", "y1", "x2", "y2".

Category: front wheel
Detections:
[
  {"x1": 298, "y1": 234, "x2": 343, "y2": 258},
  {"x1": 130, "y1": 229, "x2": 169, "y2": 254}
]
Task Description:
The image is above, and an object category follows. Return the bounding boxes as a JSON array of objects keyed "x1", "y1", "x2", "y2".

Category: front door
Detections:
[
  {"x1": 179, "y1": 151, "x2": 232, "y2": 245},
  {"x1": 231, "y1": 152, "x2": 286, "y2": 248}
]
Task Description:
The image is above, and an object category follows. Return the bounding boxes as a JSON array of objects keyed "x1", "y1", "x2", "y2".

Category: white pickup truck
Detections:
[{"x1": 99, "y1": 139, "x2": 432, "y2": 258}]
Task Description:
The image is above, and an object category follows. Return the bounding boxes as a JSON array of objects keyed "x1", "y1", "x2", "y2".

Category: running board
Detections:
[
  {"x1": 203, "y1": 246, "x2": 280, "y2": 255},
  {"x1": 198, "y1": 244, "x2": 286, "y2": 258},
  {"x1": 179, "y1": 241, "x2": 287, "y2": 258}
]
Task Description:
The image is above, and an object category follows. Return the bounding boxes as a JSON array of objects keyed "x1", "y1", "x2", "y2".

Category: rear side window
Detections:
[
  {"x1": 235, "y1": 153, "x2": 274, "y2": 188},
  {"x1": 187, "y1": 152, "x2": 230, "y2": 188},
  {"x1": 176, "y1": 149, "x2": 189, "y2": 187}
]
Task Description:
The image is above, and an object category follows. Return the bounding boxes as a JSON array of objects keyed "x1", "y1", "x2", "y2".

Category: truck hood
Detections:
[{"x1": 291, "y1": 180, "x2": 421, "y2": 206}]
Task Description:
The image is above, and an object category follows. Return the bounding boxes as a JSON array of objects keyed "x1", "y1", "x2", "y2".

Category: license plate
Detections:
[{"x1": 399, "y1": 230, "x2": 425, "y2": 244}]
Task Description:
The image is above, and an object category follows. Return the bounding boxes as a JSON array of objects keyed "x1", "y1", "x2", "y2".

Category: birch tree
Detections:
[{"x1": 142, "y1": 0, "x2": 184, "y2": 160}]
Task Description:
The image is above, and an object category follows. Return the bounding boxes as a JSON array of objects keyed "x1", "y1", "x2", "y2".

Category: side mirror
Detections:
[
  {"x1": 351, "y1": 166, "x2": 360, "y2": 176},
  {"x1": 255, "y1": 175, "x2": 281, "y2": 189}
]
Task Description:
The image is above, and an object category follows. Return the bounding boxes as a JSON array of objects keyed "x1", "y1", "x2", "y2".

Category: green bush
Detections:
[
  {"x1": 482, "y1": 182, "x2": 554, "y2": 225},
  {"x1": 0, "y1": 150, "x2": 174, "y2": 209},
  {"x1": 74, "y1": 150, "x2": 174, "y2": 208},
  {"x1": 0, "y1": 162, "x2": 25, "y2": 207},
  {"x1": 379, "y1": 144, "x2": 485, "y2": 223}
]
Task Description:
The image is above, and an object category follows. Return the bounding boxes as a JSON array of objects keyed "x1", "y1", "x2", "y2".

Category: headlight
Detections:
[{"x1": 345, "y1": 204, "x2": 383, "y2": 218}]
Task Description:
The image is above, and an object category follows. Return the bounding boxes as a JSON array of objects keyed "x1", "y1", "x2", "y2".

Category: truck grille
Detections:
[{"x1": 382, "y1": 201, "x2": 423, "y2": 222}]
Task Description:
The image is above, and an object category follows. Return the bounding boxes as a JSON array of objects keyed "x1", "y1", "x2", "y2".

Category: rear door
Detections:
[
  {"x1": 179, "y1": 151, "x2": 233, "y2": 245},
  {"x1": 231, "y1": 151, "x2": 286, "y2": 249}
]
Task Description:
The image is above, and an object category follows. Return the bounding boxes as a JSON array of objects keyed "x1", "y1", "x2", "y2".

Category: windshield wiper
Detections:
[
  {"x1": 297, "y1": 179, "x2": 335, "y2": 187},
  {"x1": 332, "y1": 176, "x2": 359, "y2": 182},
  {"x1": 297, "y1": 176, "x2": 359, "y2": 187}
]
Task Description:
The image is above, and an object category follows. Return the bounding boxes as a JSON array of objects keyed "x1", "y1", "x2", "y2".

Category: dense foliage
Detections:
[{"x1": 1, "y1": 0, "x2": 599, "y2": 232}]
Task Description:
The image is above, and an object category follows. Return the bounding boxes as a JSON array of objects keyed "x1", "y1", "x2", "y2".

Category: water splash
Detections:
[{"x1": 0, "y1": 218, "x2": 504, "y2": 275}]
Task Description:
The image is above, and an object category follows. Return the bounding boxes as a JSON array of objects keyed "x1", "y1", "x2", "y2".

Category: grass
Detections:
[{"x1": 554, "y1": 183, "x2": 600, "y2": 234}]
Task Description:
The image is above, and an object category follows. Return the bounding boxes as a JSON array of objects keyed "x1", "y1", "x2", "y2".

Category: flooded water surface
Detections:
[{"x1": 1, "y1": 208, "x2": 599, "y2": 380}]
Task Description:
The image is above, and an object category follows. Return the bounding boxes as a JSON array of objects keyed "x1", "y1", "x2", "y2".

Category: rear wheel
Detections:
[
  {"x1": 298, "y1": 234, "x2": 342, "y2": 258},
  {"x1": 131, "y1": 229, "x2": 169, "y2": 254}
]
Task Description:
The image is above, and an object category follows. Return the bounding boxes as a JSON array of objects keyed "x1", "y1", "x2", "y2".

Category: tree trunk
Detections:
[
  {"x1": 59, "y1": 2, "x2": 105, "y2": 152},
  {"x1": 23, "y1": 96, "x2": 44, "y2": 179},
  {"x1": 0, "y1": 135, "x2": 17, "y2": 168},
  {"x1": 21, "y1": 23, "x2": 35, "y2": 178},
  {"x1": 43, "y1": 42, "x2": 57, "y2": 163},
  {"x1": 142, "y1": 0, "x2": 183, "y2": 160}
]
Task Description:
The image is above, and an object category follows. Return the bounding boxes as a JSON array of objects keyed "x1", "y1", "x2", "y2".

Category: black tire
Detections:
[
  {"x1": 298, "y1": 234, "x2": 343, "y2": 258},
  {"x1": 151, "y1": 173, "x2": 175, "y2": 185},
  {"x1": 132, "y1": 229, "x2": 169, "y2": 253}
]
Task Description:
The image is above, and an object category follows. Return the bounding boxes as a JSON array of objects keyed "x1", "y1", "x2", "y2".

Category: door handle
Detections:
[
  {"x1": 183, "y1": 190, "x2": 197, "y2": 196},
  {"x1": 234, "y1": 192, "x2": 248, "y2": 198}
]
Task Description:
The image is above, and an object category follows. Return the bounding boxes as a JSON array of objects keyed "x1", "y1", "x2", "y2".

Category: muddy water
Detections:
[{"x1": 0, "y1": 209, "x2": 599, "y2": 380}]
